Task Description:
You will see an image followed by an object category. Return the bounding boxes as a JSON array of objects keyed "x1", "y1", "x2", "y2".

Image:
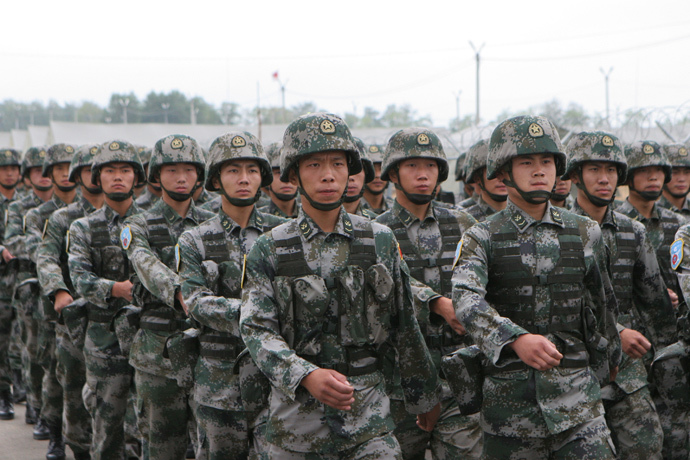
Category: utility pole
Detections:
[
  {"x1": 600, "y1": 67, "x2": 613, "y2": 127},
  {"x1": 161, "y1": 103, "x2": 170, "y2": 124},
  {"x1": 274, "y1": 73, "x2": 288, "y2": 123},
  {"x1": 469, "y1": 41, "x2": 485, "y2": 125},
  {"x1": 454, "y1": 91, "x2": 462, "y2": 124},
  {"x1": 190, "y1": 99, "x2": 197, "y2": 125},
  {"x1": 119, "y1": 97, "x2": 130, "y2": 124}
]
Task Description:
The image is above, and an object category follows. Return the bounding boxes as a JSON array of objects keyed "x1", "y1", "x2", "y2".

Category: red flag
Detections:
[{"x1": 272, "y1": 71, "x2": 279, "y2": 80}]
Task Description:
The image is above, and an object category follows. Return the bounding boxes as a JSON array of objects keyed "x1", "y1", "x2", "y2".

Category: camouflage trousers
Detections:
[
  {"x1": 603, "y1": 384, "x2": 662, "y2": 460},
  {"x1": 391, "y1": 396, "x2": 482, "y2": 459},
  {"x1": 55, "y1": 322, "x2": 91, "y2": 455},
  {"x1": 14, "y1": 282, "x2": 43, "y2": 409},
  {"x1": 135, "y1": 369, "x2": 192, "y2": 460},
  {"x1": 263, "y1": 432, "x2": 402, "y2": 459},
  {"x1": 38, "y1": 322, "x2": 63, "y2": 425},
  {"x1": 0, "y1": 300, "x2": 14, "y2": 391},
  {"x1": 652, "y1": 390, "x2": 689, "y2": 460},
  {"x1": 194, "y1": 403, "x2": 248, "y2": 460},
  {"x1": 482, "y1": 415, "x2": 615, "y2": 460},
  {"x1": 9, "y1": 313, "x2": 22, "y2": 372}
]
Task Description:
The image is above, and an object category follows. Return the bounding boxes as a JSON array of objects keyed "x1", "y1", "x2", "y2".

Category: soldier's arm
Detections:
[
  {"x1": 37, "y1": 212, "x2": 69, "y2": 298},
  {"x1": 179, "y1": 230, "x2": 241, "y2": 334},
  {"x1": 673, "y1": 224, "x2": 690, "y2": 312},
  {"x1": 68, "y1": 218, "x2": 113, "y2": 308},
  {"x1": 240, "y1": 234, "x2": 320, "y2": 400},
  {"x1": 23, "y1": 208, "x2": 43, "y2": 264},
  {"x1": 4, "y1": 202, "x2": 24, "y2": 257},
  {"x1": 125, "y1": 215, "x2": 179, "y2": 307}
]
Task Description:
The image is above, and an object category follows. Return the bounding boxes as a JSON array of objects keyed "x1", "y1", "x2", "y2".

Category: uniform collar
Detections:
[
  {"x1": 571, "y1": 199, "x2": 618, "y2": 230},
  {"x1": 620, "y1": 198, "x2": 660, "y2": 222},
  {"x1": 78, "y1": 195, "x2": 97, "y2": 214},
  {"x1": 218, "y1": 206, "x2": 265, "y2": 234},
  {"x1": 104, "y1": 201, "x2": 139, "y2": 224},
  {"x1": 505, "y1": 199, "x2": 565, "y2": 233},
  {"x1": 297, "y1": 207, "x2": 354, "y2": 241},
  {"x1": 155, "y1": 198, "x2": 204, "y2": 225},
  {"x1": 392, "y1": 199, "x2": 436, "y2": 228}
]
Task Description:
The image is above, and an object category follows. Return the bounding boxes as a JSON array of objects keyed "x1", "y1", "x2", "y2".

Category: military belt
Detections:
[
  {"x1": 17, "y1": 259, "x2": 36, "y2": 273},
  {"x1": 198, "y1": 332, "x2": 244, "y2": 360},
  {"x1": 87, "y1": 307, "x2": 115, "y2": 323},
  {"x1": 305, "y1": 348, "x2": 379, "y2": 377},
  {"x1": 425, "y1": 334, "x2": 465, "y2": 349},
  {"x1": 485, "y1": 342, "x2": 588, "y2": 375},
  {"x1": 140, "y1": 310, "x2": 186, "y2": 332}
]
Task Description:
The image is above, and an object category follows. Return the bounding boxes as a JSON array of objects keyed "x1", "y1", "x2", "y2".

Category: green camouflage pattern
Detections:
[
  {"x1": 563, "y1": 131, "x2": 627, "y2": 185},
  {"x1": 149, "y1": 134, "x2": 206, "y2": 183},
  {"x1": 206, "y1": 131, "x2": 272, "y2": 190},
  {"x1": 463, "y1": 196, "x2": 500, "y2": 222},
  {"x1": 21, "y1": 146, "x2": 49, "y2": 178},
  {"x1": 280, "y1": 112, "x2": 361, "y2": 182},
  {"x1": 624, "y1": 140, "x2": 671, "y2": 183},
  {"x1": 658, "y1": 194, "x2": 690, "y2": 221},
  {"x1": 258, "y1": 199, "x2": 301, "y2": 219},
  {"x1": 381, "y1": 128, "x2": 449, "y2": 182},
  {"x1": 136, "y1": 145, "x2": 152, "y2": 167},
  {"x1": 0, "y1": 148, "x2": 21, "y2": 167},
  {"x1": 240, "y1": 207, "x2": 441, "y2": 453},
  {"x1": 487, "y1": 115, "x2": 566, "y2": 180},
  {"x1": 455, "y1": 151, "x2": 467, "y2": 182},
  {"x1": 91, "y1": 140, "x2": 146, "y2": 186},
  {"x1": 42, "y1": 143, "x2": 78, "y2": 177},
  {"x1": 134, "y1": 188, "x2": 160, "y2": 211},
  {"x1": 463, "y1": 139, "x2": 489, "y2": 183},
  {"x1": 265, "y1": 142, "x2": 282, "y2": 169},
  {"x1": 367, "y1": 144, "x2": 385, "y2": 164},
  {"x1": 353, "y1": 138, "x2": 376, "y2": 183},
  {"x1": 69, "y1": 144, "x2": 100, "y2": 183},
  {"x1": 663, "y1": 143, "x2": 690, "y2": 168}
]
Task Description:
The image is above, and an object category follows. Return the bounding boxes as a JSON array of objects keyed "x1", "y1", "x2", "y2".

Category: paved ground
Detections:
[{"x1": 0, "y1": 402, "x2": 75, "y2": 460}]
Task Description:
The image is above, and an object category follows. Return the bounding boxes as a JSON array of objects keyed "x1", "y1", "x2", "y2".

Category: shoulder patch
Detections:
[
  {"x1": 42, "y1": 219, "x2": 49, "y2": 240},
  {"x1": 452, "y1": 239, "x2": 463, "y2": 270},
  {"x1": 550, "y1": 207, "x2": 563, "y2": 225},
  {"x1": 174, "y1": 244, "x2": 181, "y2": 272},
  {"x1": 240, "y1": 254, "x2": 247, "y2": 289},
  {"x1": 120, "y1": 225, "x2": 133, "y2": 250},
  {"x1": 65, "y1": 230, "x2": 70, "y2": 253},
  {"x1": 671, "y1": 238, "x2": 684, "y2": 270},
  {"x1": 397, "y1": 241, "x2": 404, "y2": 261}
]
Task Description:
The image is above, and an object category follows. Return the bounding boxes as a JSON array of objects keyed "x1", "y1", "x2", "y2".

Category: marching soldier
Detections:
[
  {"x1": 658, "y1": 143, "x2": 690, "y2": 221},
  {"x1": 361, "y1": 143, "x2": 392, "y2": 215},
  {"x1": 134, "y1": 146, "x2": 160, "y2": 209},
  {"x1": 343, "y1": 138, "x2": 378, "y2": 219},
  {"x1": 258, "y1": 142, "x2": 300, "y2": 218},
  {"x1": 461, "y1": 139, "x2": 507, "y2": 222}
]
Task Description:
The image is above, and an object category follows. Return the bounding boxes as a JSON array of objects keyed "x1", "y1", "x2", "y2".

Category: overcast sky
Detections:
[{"x1": 3, "y1": 0, "x2": 689, "y2": 126}]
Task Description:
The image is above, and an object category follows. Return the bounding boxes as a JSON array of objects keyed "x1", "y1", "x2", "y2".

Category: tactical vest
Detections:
[
  {"x1": 60, "y1": 204, "x2": 88, "y2": 293},
  {"x1": 91, "y1": 216, "x2": 129, "y2": 284},
  {"x1": 607, "y1": 218, "x2": 637, "y2": 321},
  {"x1": 657, "y1": 211, "x2": 681, "y2": 294},
  {"x1": 273, "y1": 216, "x2": 383, "y2": 376}
]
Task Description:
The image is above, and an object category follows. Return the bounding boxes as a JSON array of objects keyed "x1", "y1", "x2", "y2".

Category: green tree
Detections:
[{"x1": 107, "y1": 92, "x2": 142, "y2": 123}]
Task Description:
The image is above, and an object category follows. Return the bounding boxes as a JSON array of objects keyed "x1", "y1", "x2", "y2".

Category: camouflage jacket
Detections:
[
  {"x1": 361, "y1": 195, "x2": 393, "y2": 215},
  {"x1": 194, "y1": 189, "x2": 214, "y2": 206},
  {"x1": 348, "y1": 201, "x2": 379, "y2": 220},
  {"x1": 0, "y1": 190, "x2": 20, "y2": 300},
  {"x1": 258, "y1": 197, "x2": 300, "y2": 219},
  {"x1": 462, "y1": 195, "x2": 501, "y2": 223},
  {"x1": 452, "y1": 199, "x2": 619, "y2": 437},
  {"x1": 124, "y1": 199, "x2": 214, "y2": 376},
  {"x1": 240, "y1": 207, "x2": 441, "y2": 453},
  {"x1": 456, "y1": 195, "x2": 477, "y2": 210},
  {"x1": 4, "y1": 190, "x2": 46, "y2": 263},
  {"x1": 25, "y1": 193, "x2": 74, "y2": 265},
  {"x1": 134, "y1": 188, "x2": 160, "y2": 211},
  {"x1": 673, "y1": 224, "x2": 690, "y2": 317},
  {"x1": 179, "y1": 207, "x2": 286, "y2": 410},
  {"x1": 199, "y1": 195, "x2": 221, "y2": 213},
  {"x1": 658, "y1": 194, "x2": 690, "y2": 223}
]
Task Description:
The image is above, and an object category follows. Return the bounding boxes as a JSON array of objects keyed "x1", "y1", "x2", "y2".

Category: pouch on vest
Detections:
[
  {"x1": 61, "y1": 298, "x2": 88, "y2": 350},
  {"x1": 292, "y1": 275, "x2": 330, "y2": 357},
  {"x1": 112, "y1": 305, "x2": 141, "y2": 358},
  {"x1": 441, "y1": 345, "x2": 483, "y2": 415},
  {"x1": 651, "y1": 340, "x2": 690, "y2": 409},
  {"x1": 338, "y1": 266, "x2": 367, "y2": 346},
  {"x1": 582, "y1": 305, "x2": 610, "y2": 386},
  {"x1": 163, "y1": 327, "x2": 200, "y2": 389},
  {"x1": 99, "y1": 246, "x2": 128, "y2": 281},
  {"x1": 39, "y1": 295, "x2": 58, "y2": 323},
  {"x1": 364, "y1": 264, "x2": 395, "y2": 343},
  {"x1": 236, "y1": 348, "x2": 270, "y2": 426},
  {"x1": 200, "y1": 260, "x2": 220, "y2": 294}
]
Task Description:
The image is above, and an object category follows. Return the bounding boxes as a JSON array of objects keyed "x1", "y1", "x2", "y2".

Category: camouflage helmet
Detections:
[
  {"x1": 454, "y1": 151, "x2": 467, "y2": 182},
  {"x1": 136, "y1": 145, "x2": 152, "y2": 167},
  {"x1": 463, "y1": 139, "x2": 490, "y2": 184},
  {"x1": 68, "y1": 144, "x2": 100, "y2": 183},
  {"x1": 205, "y1": 131, "x2": 272, "y2": 191},
  {"x1": 265, "y1": 142, "x2": 282, "y2": 169},
  {"x1": 381, "y1": 128, "x2": 449, "y2": 182},
  {"x1": 91, "y1": 140, "x2": 146, "y2": 186},
  {"x1": 487, "y1": 115, "x2": 566, "y2": 180},
  {"x1": 21, "y1": 146, "x2": 49, "y2": 178},
  {"x1": 353, "y1": 137, "x2": 376, "y2": 183},
  {"x1": 149, "y1": 134, "x2": 206, "y2": 184},
  {"x1": 43, "y1": 143, "x2": 78, "y2": 177},
  {"x1": 0, "y1": 148, "x2": 21, "y2": 168},
  {"x1": 663, "y1": 143, "x2": 690, "y2": 169},
  {"x1": 280, "y1": 112, "x2": 361, "y2": 182},
  {"x1": 367, "y1": 144, "x2": 385, "y2": 164},
  {"x1": 563, "y1": 132, "x2": 627, "y2": 186},
  {"x1": 624, "y1": 140, "x2": 671, "y2": 184}
]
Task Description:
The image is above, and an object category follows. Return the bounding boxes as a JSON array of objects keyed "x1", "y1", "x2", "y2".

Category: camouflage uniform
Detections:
[
  {"x1": 361, "y1": 144, "x2": 393, "y2": 215},
  {"x1": 124, "y1": 134, "x2": 214, "y2": 460},
  {"x1": 179, "y1": 131, "x2": 287, "y2": 459},
  {"x1": 134, "y1": 146, "x2": 160, "y2": 211},
  {"x1": 658, "y1": 143, "x2": 690, "y2": 222},
  {"x1": 240, "y1": 113, "x2": 441, "y2": 458},
  {"x1": 461, "y1": 139, "x2": 505, "y2": 222},
  {"x1": 346, "y1": 139, "x2": 379, "y2": 221},
  {"x1": 563, "y1": 132, "x2": 673, "y2": 459},
  {"x1": 376, "y1": 128, "x2": 481, "y2": 459},
  {"x1": 68, "y1": 140, "x2": 144, "y2": 460},
  {"x1": 258, "y1": 141, "x2": 300, "y2": 219},
  {"x1": 451, "y1": 116, "x2": 618, "y2": 459}
]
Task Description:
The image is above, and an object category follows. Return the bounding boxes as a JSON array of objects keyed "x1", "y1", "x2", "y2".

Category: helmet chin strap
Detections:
[
  {"x1": 343, "y1": 186, "x2": 365, "y2": 203},
  {"x1": 364, "y1": 182, "x2": 387, "y2": 196},
  {"x1": 219, "y1": 181, "x2": 261, "y2": 208},
  {"x1": 269, "y1": 185, "x2": 298, "y2": 202},
  {"x1": 629, "y1": 180, "x2": 662, "y2": 201},
  {"x1": 297, "y1": 173, "x2": 343, "y2": 212},
  {"x1": 0, "y1": 178, "x2": 20, "y2": 191},
  {"x1": 161, "y1": 184, "x2": 193, "y2": 202},
  {"x1": 663, "y1": 185, "x2": 689, "y2": 199},
  {"x1": 478, "y1": 177, "x2": 507, "y2": 203},
  {"x1": 503, "y1": 171, "x2": 551, "y2": 205},
  {"x1": 106, "y1": 191, "x2": 132, "y2": 202},
  {"x1": 54, "y1": 183, "x2": 77, "y2": 193},
  {"x1": 393, "y1": 182, "x2": 438, "y2": 205},
  {"x1": 29, "y1": 178, "x2": 52, "y2": 193},
  {"x1": 576, "y1": 171, "x2": 612, "y2": 208}
]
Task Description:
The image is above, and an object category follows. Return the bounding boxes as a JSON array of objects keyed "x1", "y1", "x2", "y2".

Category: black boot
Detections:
[
  {"x1": 0, "y1": 389, "x2": 13, "y2": 420},
  {"x1": 33, "y1": 413, "x2": 50, "y2": 440},
  {"x1": 12, "y1": 369, "x2": 25, "y2": 403},
  {"x1": 45, "y1": 421, "x2": 65, "y2": 460},
  {"x1": 73, "y1": 452, "x2": 90, "y2": 460},
  {"x1": 25, "y1": 403, "x2": 37, "y2": 424}
]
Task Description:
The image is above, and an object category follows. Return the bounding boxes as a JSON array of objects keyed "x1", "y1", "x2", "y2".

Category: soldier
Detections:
[
  {"x1": 124, "y1": 134, "x2": 214, "y2": 459},
  {"x1": 133, "y1": 145, "x2": 149, "y2": 198},
  {"x1": 616, "y1": 141, "x2": 684, "y2": 311},
  {"x1": 455, "y1": 151, "x2": 477, "y2": 209},
  {"x1": 68, "y1": 140, "x2": 145, "y2": 460},
  {"x1": 375, "y1": 128, "x2": 480, "y2": 459},
  {"x1": 178, "y1": 131, "x2": 287, "y2": 459},
  {"x1": 0, "y1": 148, "x2": 22, "y2": 420},
  {"x1": 258, "y1": 142, "x2": 300, "y2": 218},
  {"x1": 461, "y1": 139, "x2": 507, "y2": 222},
  {"x1": 658, "y1": 143, "x2": 690, "y2": 221},
  {"x1": 549, "y1": 176, "x2": 573, "y2": 209},
  {"x1": 361, "y1": 143, "x2": 393, "y2": 215},
  {"x1": 240, "y1": 113, "x2": 442, "y2": 458},
  {"x1": 452, "y1": 116, "x2": 619, "y2": 459},
  {"x1": 37, "y1": 144, "x2": 103, "y2": 460},
  {"x1": 564, "y1": 131, "x2": 676, "y2": 459},
  {"x1": 343, "y1": 138, "x2": 379, "y2": 219},
  {"x1": 5, "y1": 146, "x2": 53, "y2": 438},
  {"x1": 134, "y1": 146, "x2": 161, "y2": 211}
]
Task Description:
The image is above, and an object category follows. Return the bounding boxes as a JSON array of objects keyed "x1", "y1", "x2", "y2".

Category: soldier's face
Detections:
[
  {"x1": 553, "y1": 177, "x2": 572, "y2": 196},
  {"x1": 28, "y1": 166, "x2": 52, "y2": 189},
  {"x1": 367, "y1": 163, "x2": 388, "y2": 192},
  {"x1": 576, "y1": 162, "x2": 617, "y2": 201},
  {"x1": 346, "y1": 170, "x2": 366, "y2": 198},
  {"x1": 631, "y1": 166, "x2": 664, "y2": 194},
  {"x1": 271, "y1": 168, "x2": 297, "y2": 196},
  {"x1": 99, "y1": 163, "x2": 135, "y2": 195},
  {"x1": 480, "y1": 167, "x2": 507, "y2": 197},
  {"x1": 50, "y1": 162, "x2": 74, "y2": 188},
  {"x1": 291, "y1": 151, "x2": 348, "y2": 203},
  {"x1": 159, "y1": 163, "x2": 198, "y2": 196},
  {"x1": 668, "y1": 167, "x2": 690, "y2": 196},
  {"x1": 215, "y1": 159, "x2": 262, "y2": 199},
  {"x1": 503, "y1": 154, "x2": 556, "y2": 194},
  {"x1": 390, "y1": 158, "x2": 439, "y2": 196},
  {"x1": 0, "y1": 165, "x2": 19, "y2": 187}
]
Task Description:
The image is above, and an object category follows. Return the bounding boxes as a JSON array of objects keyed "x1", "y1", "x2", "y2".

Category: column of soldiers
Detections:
[{"x1": 0, "y1": 111, "x2": 689, "y2": 460}]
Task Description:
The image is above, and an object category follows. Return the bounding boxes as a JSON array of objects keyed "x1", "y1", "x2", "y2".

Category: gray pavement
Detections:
[{"x1": 0, "y1": 402, "x2": 75, "y2": 460}]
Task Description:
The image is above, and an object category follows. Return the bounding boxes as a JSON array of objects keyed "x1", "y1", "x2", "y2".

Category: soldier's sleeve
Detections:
[
  {"x1": 4, "y1": 202, "x2": 24, "y2": 257},
  {"x1": 125, "y1": 215, "x2": 179, "y2": 307},
  {"x1": 23, "y1": 208, "x2": 43, "y2": 264},
  {"x1": 673, "y1": 224, "x2": 690, "y2": 313},
  {"x1": 380, "y1": 227, "x2": 441, "y2": 414},
  {"x1": 179, "y1": 230, "x2": 241, "y2": 335},
  {"x1": 240, "y1": 233, "x2": 320, "y2": 400},
  {"x1": 452, "y1": 224, "x2": 530, "y2": 365},
  {"x1": 36, "y1": 212, "x2": 69, "y2": 298},
  {"x1": 408, "y1": 276, "x2": 441, "y2": 317},
  {"x1": 68, "y1": 218, "x2": 114, "y2": 308}
]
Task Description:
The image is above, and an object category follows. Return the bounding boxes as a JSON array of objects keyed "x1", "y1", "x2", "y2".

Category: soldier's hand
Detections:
[
  {"x1": 54, "y1": 290, "x2": 73, "y2": 314},
  {"x1": 509, "y1": 334, "x2": 562, "y2": 371},
  {"x1": 430, "y1": 296, "x2": 465, "y2": 335},
  {"x1": 111, "y1": 280, "x2": 133, "y2": 302},
  {"x1": 620, "y1": 328, "x2": 651, "y2": 359},
  {"x1": 176, "y1": 291, "x2": 189, "y2": 316},
  {"x1": 1, "y1": 248, "x2": 14, "y2": 263},
  {"x1": 668, "y1": 289, "x2": 679, "y2": 309},
  {"x1": 416, "y1": 402, "x2": 441, "y2": 432},
  {"x1": 301, "y1": 368, "x2": 354, "y2": 411}
]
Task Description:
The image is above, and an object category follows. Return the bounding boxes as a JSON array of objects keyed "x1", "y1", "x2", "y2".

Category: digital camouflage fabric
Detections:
[
  {"x1": 205, "y1": 131, "x2": 272, "y2": 191},
  {"x1": 381, "y1": 128, "x2": 449, "y2": 182},
  {"x1": 563, "y1": 131, "x2": 627, "y2": 185}
]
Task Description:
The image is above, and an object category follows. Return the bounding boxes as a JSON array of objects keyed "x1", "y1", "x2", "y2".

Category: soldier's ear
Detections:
[{"x1": 388, "y1": 169, "x2": 399, "y2": 184}]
